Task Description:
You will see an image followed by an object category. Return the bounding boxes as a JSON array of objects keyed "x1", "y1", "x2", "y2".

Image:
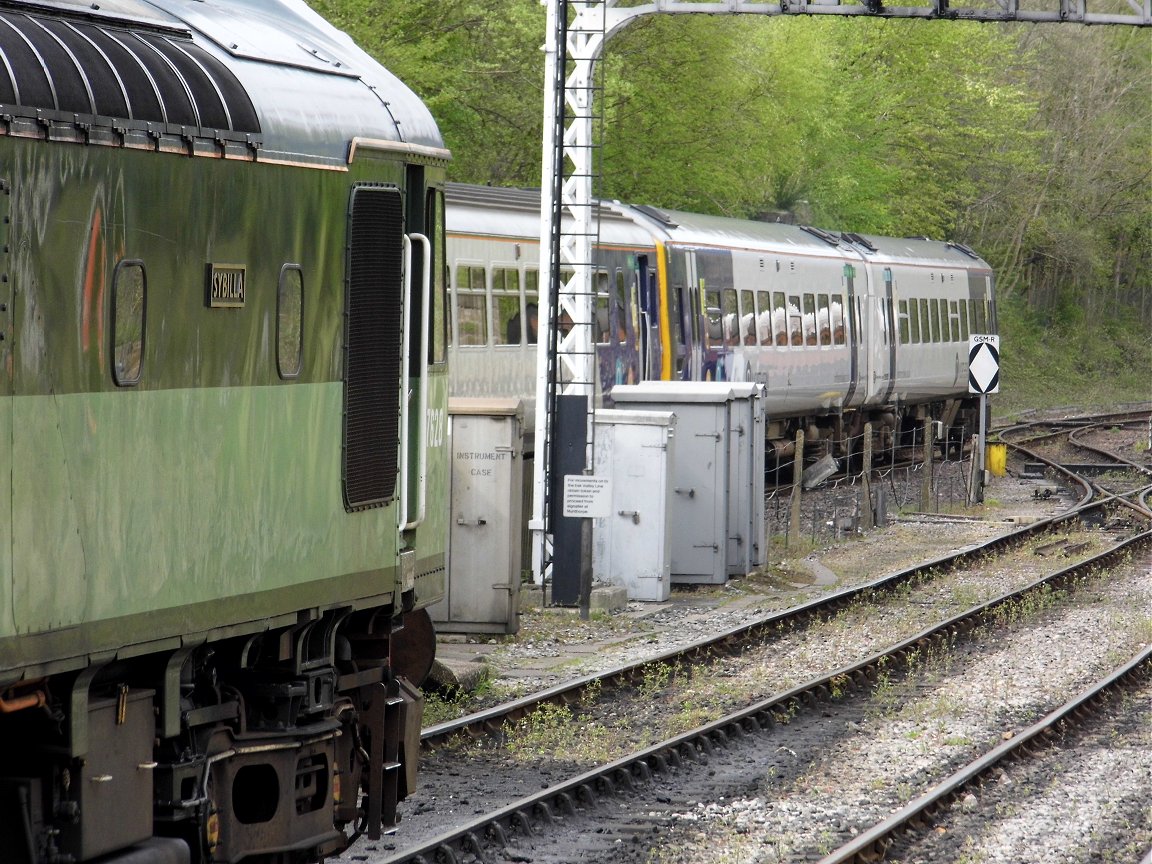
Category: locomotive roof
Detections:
[{"x1": 0, "y1": 0, "x2": 446, "y2": 166}]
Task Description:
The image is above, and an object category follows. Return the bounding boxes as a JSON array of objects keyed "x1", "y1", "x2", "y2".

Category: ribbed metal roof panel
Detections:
[
  {"x1": 0, "y1": 4, "x2": 257, "y2": 131},
  {"x1": 0, "y1": 0, "x2": 445, "y2": 165}
]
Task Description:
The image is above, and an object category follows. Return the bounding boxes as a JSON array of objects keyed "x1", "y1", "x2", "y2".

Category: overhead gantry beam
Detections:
[{"x1": 608, "y1": 0, "x2": 1151, "y2": 28}]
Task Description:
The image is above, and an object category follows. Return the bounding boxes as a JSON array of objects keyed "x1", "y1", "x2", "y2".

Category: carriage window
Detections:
[
  {"x1": 974, "y1": 300, "x2": 987, "y2": 333},
  {"x1": 937, "y1": 299, "x2": 949, "y2": 343},
  {"x1": 928, "y1": 299, "x2": 940, "y2": 343},
  {"x1": 769, "y1": 292, "x2": 786, "y2": 346},
  {"x1": 525, "y1": 269, "x2": 539, "y2": 311},
  {"x1": 898, "y1": 299, "x2": 910, "y2": 345},
  {"x1": 720, "y1": 288, "x2": 738, "y2": 345},
  {"x1": 112, "y1": 260, "x2": 146, "y2": 386},
  {"x1": 948, "y1": 300, "x2": 961, "y2": 342},
  {"x1": 920, "y1": 299, "x2": 932, "y2": 342},
  {"x1": 959, "y1": 299, "x2": 970, "y2": 341},
  {"x1": 704, "y1": 287, "x2": 723, "y2": 346},
  {"x1": 738, "y1": 290, "x2": 755, "y2": 345},
  {"x1": 594, "y1": 270, "x2": 610, "y2": 344},
  {"x1": 816, "y1": 294, "x2": 832, "y2": 346},
  {"x1": 455, "y1": 265, "x2": 487, "y2": 346},
  {"x1": 615, "y1": 270, "x2": 628, "y2": 343},
  {"x1": 908, "y1": 298, "x2": 921, "y2": 343},
  {"x1": 277, "y1": 265, "x2": 303, "y2": 378},
  {"x1": 787, "y1": 294, "x2": 802, "y2": 347},
  {"x1": 802, "y1": 294, "x2": 817, "y2": 345},
  {"x1": 492, "y1": 268, "x2": 521, "y2": 345},
  {"x1": 831, "y1": 296, "x2": 846, "y2": 345},
  {"x1": 755, "y1": 290, "x2": 772, "y2": 345},
  {"x1": 522, "y1": 268, "x2": 540, "y2": 343}
]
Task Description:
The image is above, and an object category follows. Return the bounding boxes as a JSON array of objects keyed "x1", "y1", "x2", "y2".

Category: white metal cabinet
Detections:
[
  {"x1": 610, "y1": 383, "x2": 733, "y2": 584},
  {"x1": 725, "y1": 383, "x2": 766, "y2": 575},
  {"x1": 433, "y1": 398, "x2": 524, "y2": 633},
  {"x1": 592, "y1": 409, "x2": 675, "y2": 601}
]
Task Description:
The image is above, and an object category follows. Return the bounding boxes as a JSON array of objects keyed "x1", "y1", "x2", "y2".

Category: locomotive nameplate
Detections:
[{"x1": 206, "y1": 264, "x2": 246, "y2": 308}]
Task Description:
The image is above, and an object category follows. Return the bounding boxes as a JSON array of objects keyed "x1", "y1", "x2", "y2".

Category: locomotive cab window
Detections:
[
  {"x1": 277, "y1": 265, "x2": 303, "y2": 378},
  {"x1": 111, "y1": 260, "x2": 146, "y2": 386}
]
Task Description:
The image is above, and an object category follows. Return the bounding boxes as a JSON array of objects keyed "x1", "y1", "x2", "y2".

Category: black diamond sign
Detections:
[{"x1": 968, "y1": 335, "x2": 1000, "y2": 394}]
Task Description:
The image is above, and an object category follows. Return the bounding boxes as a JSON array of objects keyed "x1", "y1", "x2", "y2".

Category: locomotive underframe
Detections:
[{"x1": 0, "y1": 605, "x2": 428, "y2": 864}]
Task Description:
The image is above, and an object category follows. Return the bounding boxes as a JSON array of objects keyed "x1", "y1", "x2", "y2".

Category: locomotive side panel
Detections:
[
  {"x1": 2, "y1": 143, "x2": 416, "y2": 660},
  {"x1": 0, "y1": 0, "x2": 452, "y2": 856}
]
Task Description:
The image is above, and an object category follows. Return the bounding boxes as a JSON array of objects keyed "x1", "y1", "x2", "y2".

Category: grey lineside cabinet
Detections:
[
  {"x1": 432, "y1": 397, "x2": 524, "y2": 634},
  {"x1": 609, "y1": 382, "x2": 737, "y2": 584},
  {"x1": 724, "y1": 382, "x2": 767, "y2": 576},
  {"x1": 591, "y1": 408, "x2": 676, "y2": 601}
]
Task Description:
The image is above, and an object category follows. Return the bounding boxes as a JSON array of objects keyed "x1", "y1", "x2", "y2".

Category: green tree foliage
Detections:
[
  {"x1": 599, "y1": 16, "x2": 1038, "y2": 239},
  {"x1": 308, "y1": 0, "x2": 546, "y2": 184},
  {"x1": 960, "y1": 28, "x2": 1151, "y2": 323}
]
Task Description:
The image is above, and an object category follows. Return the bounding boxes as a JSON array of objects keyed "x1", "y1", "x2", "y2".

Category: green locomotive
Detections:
[{"x1": 0, "y1": 0, "x2": 449, "y2": 860}]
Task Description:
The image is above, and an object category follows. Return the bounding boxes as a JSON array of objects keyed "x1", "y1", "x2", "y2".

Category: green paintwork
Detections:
[{"x1": 0, "y1": 133, "x2": 449, "y2": 678}]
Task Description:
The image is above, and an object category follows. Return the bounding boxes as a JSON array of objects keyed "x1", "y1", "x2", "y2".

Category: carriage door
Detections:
[
  {"x1": 684, "y1": 250, "x2": 702, "y2": 380},
  {"x1": 842, "y1": 260, "x2": 861, "y2": 407},
  {"x1": 343, "y1": 184, "x2": 405, "y2": 518},
  {"x1": 878, "y1": 266, "x2": 897, "y2": 404},
  {"x1": 636, "y1": 254, "x2": 655, "y2": 380}
]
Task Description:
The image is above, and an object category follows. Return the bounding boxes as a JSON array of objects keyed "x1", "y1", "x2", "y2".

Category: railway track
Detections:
[
  {"x1": 378, "y1": 532, "x2": 1150, "y2": 863},
  {"x1": 823, "y1": 648, "x2": 1152, "y2": 864},
  {"x1": 342, "y1": 410, "x2": 1150, "y2": 864}
]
